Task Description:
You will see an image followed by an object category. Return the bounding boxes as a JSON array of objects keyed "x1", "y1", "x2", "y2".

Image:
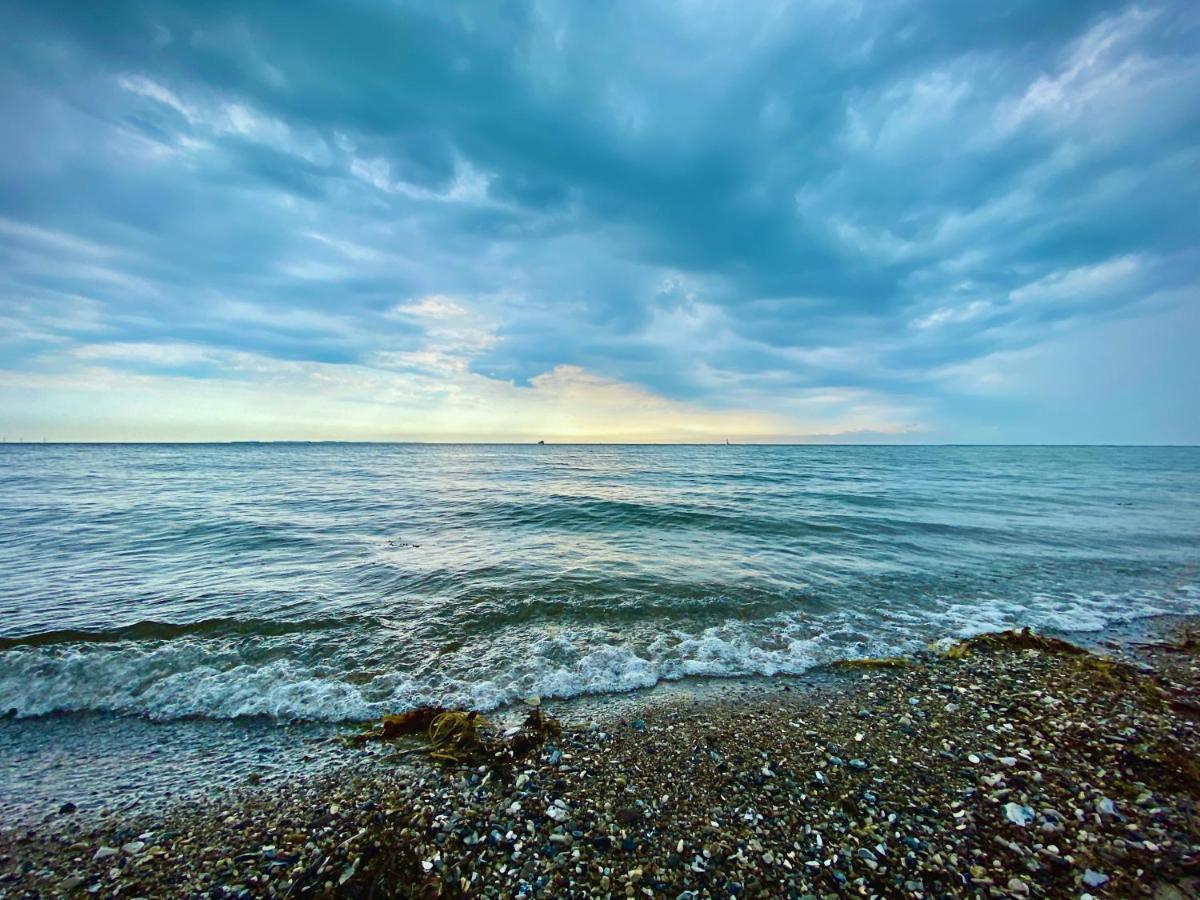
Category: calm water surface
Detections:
[{"x1": 1, "y1": 444, "x2": 1198, "y2": 722}]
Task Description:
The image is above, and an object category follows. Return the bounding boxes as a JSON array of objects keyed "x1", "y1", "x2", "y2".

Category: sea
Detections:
[{"x1": 1, "y1": 444, "x2": 1198, "y2": 820}]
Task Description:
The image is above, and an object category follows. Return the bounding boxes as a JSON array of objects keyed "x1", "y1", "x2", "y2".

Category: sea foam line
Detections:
[{"x1": 1, "y1": 586, "x2": 1195, "y2": 722}]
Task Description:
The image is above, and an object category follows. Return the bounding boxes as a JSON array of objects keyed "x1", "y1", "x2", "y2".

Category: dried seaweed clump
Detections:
[
  {"x1": 428, "y1": 711, "x2": 490, "y2": 763},
  {"x1": 342, "y1": 706, "x2": 447, "y2": 747},
  {"x1": 941, "y1": 627, "x2": 1085, "y2": 660},
  {"x1": 344, "y1": 702, "x2": 560, "y2": 769}
]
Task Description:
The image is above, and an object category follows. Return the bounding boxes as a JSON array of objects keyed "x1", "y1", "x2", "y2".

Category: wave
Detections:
[
  {"x1": 445, "y1": 495, "x2": 843, "y2": 537},
  {"x1": 0, "y1": 615, "x2": 373, "y2": 651},
  {"x1": 0, "y1": 623, "x2": 832, "y2": 722},
  {"x1": 1, "y1": 586, "x2": 1194, "y2": 723}
]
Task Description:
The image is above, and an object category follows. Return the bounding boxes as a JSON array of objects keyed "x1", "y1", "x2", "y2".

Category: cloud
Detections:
[
  {"x1": 0, "y1": 0, "x2": 1197, "y2": 441},
  {"x1": 0, "y1": 344, "x2": 921, "y2": 443},
  {"x1": 1009, "y1": 256, "x2": 1142, "y2": 305}
]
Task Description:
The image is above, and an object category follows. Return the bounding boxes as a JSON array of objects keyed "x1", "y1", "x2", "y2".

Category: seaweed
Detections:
[
  {"x1": 941, "y1": 627, "x2": 1086, "y2": 660},
  {"x1": 427, "y1": 711, "x2": 490, "y2": 763},
  {"x1": 509, "y1": 706, "x2": 560, "y2": 759},
  {"x1": 341, "y1": 706, "x2": 450, "y2": 747},
  {"x1": 832, "y1": 657, "x2": 912, "y2": 670},
  {"x1": 344, "y1": 702, "x2": 560, "y2": 769},
  {"x1": 382, "y1": 707, "x2": 449, "y2": 738}
]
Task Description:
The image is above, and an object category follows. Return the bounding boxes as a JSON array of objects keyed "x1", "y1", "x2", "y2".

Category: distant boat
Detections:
[
  {"x1": 537, "y1": 440, "x2": 545, "y2": 445},
  {"x1": 725, "y1": 438, "x2": 730, "y2": 445}
]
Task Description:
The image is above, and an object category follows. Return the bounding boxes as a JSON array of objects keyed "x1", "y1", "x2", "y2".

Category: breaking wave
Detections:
[{"x1": 2, "y1": 585, "x2": 1195, "y2": 722}]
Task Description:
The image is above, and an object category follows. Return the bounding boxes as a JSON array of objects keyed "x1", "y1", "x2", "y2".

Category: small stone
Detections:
[
  {"x1": 849, "y1": 759, "x2": 868, "y2": 770},
  {"x1": 93, "y1": 847, "x2": 118, "y2": 861},
  {"x1": 1004, "y1": 803, "x2": 1035, "y2": 826},
  {"x1": 615, "y1": 806, "x2": 641, "y2": 825},
  {"x1": 1007, "y1": 876, "x2": 1030, "y2": 895},
  {"x1": 1082, "y1": 870, "x2": 1109, "y2": 888}
]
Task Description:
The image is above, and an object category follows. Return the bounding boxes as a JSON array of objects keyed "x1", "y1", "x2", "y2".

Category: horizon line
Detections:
[{"x1": 1, "y1": 440, "x2": 1197, "y2": 448}]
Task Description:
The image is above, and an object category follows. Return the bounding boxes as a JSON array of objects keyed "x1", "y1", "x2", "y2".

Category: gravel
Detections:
[{"x1": 2, "y1": 621, "x2": 1199, "y2": 898}]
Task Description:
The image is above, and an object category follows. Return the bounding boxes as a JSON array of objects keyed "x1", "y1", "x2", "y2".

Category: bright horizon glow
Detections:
[{"x1": 1, "y1": 2, "x2": 1198, "y2": 444}]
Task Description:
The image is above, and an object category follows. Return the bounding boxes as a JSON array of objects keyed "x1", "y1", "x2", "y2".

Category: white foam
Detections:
[
  {"x1": 925, "y1": 590, "x2": 1180, "y2": 639},
  {"x1": 0, "y1": 645, "x2": 380, "y2": 721},
  {"x1": 2, "y1": 585, "x2": 1197, "y2": 722}
]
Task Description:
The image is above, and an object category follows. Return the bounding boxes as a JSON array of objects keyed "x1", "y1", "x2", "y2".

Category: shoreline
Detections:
[
  {"x1": 0, "y1": 613, "x2": 1183, "y2": 830},
  {"x1": 3, "y1": 618, "x2": 1199, "y2": 897}
]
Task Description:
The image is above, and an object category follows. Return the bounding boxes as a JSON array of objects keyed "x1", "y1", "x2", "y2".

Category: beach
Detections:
[
  {"x1": 3, "y1": 0, "x2": 1198, "y2": 893},
  {"x1": 4, "y1": 619, "x2": 1198, "y2": 898}
]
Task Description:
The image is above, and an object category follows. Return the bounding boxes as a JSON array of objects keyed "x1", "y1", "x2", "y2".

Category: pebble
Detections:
[
  {"x1": 1082, "y1": 869, "x2": 1109, "y2": 887},
  {"x1": 1004, "y1": 803, "x2": 1035, "y2": 826}
]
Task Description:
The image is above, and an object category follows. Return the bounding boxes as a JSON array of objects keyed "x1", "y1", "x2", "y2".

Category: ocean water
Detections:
[{"x1": 1, "y1": 444, "x2": 1198, "y2": 724}]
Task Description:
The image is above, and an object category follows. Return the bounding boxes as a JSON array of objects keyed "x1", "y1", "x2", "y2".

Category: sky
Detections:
[{"x1": 0, "y1": 1, "x2": 1197, "y2": 443}]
